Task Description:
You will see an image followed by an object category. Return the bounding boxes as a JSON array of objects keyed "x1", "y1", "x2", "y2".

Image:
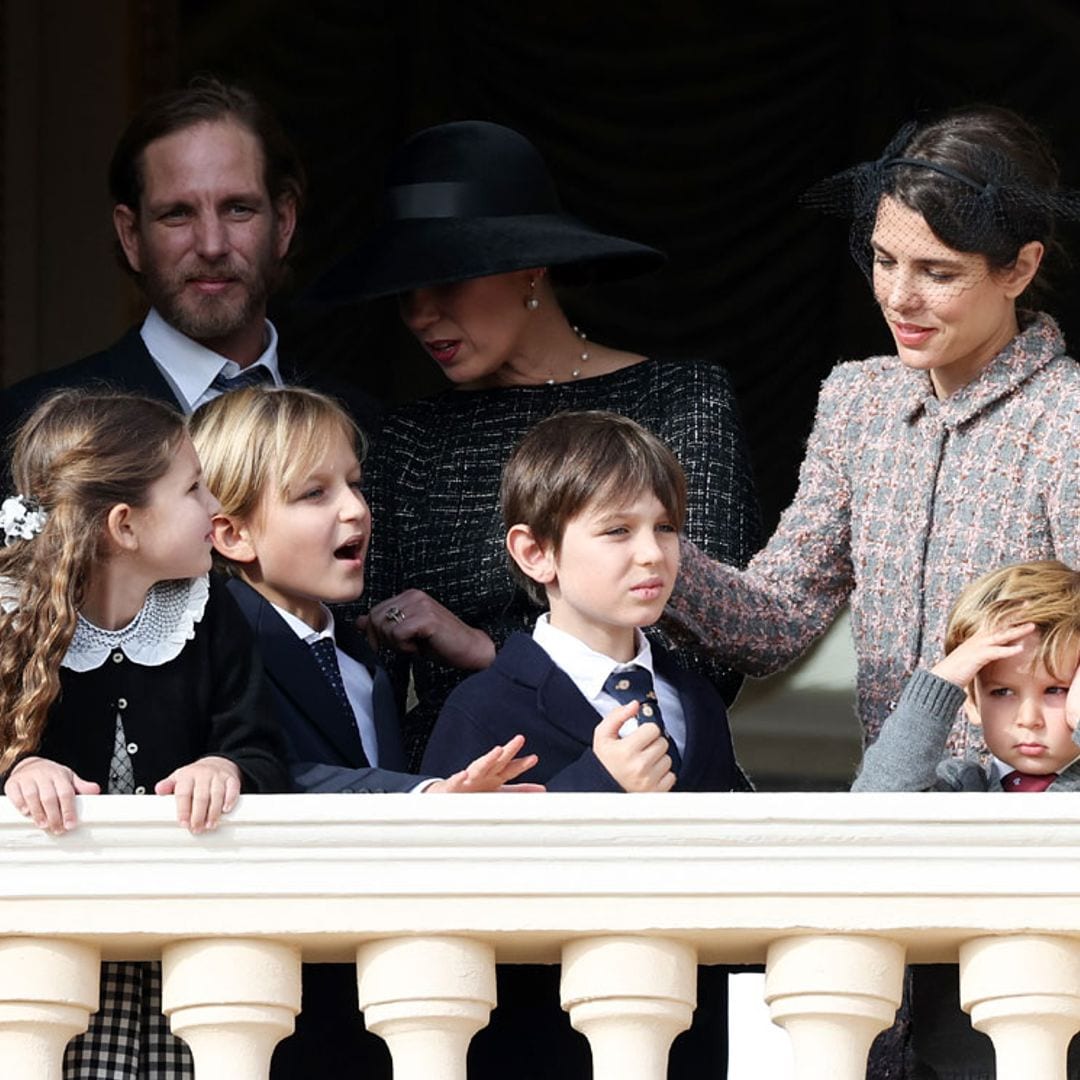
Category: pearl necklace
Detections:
[{"x1": 545, "y1": 327, "x2": 590, "y2": 385}]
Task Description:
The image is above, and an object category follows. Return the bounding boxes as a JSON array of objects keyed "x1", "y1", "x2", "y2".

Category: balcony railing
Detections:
[{"x1": 3, "y1": 792, "x2": 1080, "y2": 1080}]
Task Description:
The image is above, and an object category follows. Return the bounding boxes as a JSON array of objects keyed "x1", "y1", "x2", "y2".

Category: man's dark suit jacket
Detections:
[
  {"x1": 225, "y1": 575, "x2": 431, "y2": 793},
  {"x1": 422, "y1": 630, "x2": 749, "y2": 792},
  {"x1": 1, "y1": 324, "x2": 380, "y2": 478}
]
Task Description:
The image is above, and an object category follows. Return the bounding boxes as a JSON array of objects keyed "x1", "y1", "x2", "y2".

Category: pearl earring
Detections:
[{"x1": 524, "y1": 279, "x2": 540, "y2": 311}]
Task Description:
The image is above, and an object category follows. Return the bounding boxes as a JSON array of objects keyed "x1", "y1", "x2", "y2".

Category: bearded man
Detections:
[{"x1": 2, "y1": 77, "x2": 376, "y2": 439}]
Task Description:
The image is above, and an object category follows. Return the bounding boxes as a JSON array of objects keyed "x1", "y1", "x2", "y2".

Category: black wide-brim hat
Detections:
[{"x1": 315, "y1": 120, "x2": 665, "y2": 302}]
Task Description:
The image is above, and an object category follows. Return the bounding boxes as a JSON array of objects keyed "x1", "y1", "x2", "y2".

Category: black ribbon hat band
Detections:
[
  {"x1": 386, "y1": 177, "x2": 562, "y2": 221},
  {"x1": 313, "y1": 120, "x2": 665, "y2": 302}
]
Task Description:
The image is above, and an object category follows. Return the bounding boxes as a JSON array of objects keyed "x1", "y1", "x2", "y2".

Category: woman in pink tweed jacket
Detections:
[{"x1": 667, "y1": 106, "x2": 1080, "y2": 758}]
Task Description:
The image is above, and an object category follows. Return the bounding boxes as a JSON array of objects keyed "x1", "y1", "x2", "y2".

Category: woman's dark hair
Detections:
[{"x1": 886, "y1": 106, "x2": 1061, "y2": 271}]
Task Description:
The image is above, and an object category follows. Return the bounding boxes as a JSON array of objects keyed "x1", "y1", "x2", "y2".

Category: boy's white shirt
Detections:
[{"x1": 531, "y1": 613, "x2": 687, "y2": 755}]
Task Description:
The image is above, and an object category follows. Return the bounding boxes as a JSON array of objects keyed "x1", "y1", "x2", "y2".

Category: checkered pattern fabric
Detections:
[
  {"x1": 107, "y1": 714, "x2": 134, "y2": 795},
  {"x1": 63, "y1": 962, "x2": 193, "y2": 1078}
]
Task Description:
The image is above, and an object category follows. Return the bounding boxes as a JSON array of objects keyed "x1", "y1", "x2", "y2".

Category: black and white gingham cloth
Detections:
[
  {"x1": 62, "y1": 716, "x2": 193, "y2": 1076},
  {"x1": 63, "y1": 961, "x2": 193, "y2": 1079},
  {"x1": 107, "y1": 715, "x2": 135, "y2": 795}
]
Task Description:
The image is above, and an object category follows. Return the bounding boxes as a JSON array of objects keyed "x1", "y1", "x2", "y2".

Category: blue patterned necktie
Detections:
[
  {"x1": 603, "y1": 665, "x2": 681, "y2": 773},
  {"x1": 210, "y1": 364, "x2": 274, "y2": 394},
  {"x1": 309, "y1": 637, "x2": 356, "y2": 725}
]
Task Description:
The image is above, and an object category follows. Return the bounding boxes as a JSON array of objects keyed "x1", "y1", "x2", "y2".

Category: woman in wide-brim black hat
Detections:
[
  {"x1": 323, "y1": 119, "x2": 761, "y2": 1080},
  {"x1": 342, "y1": 119, "x2": 759, "y2": 733},
  {"x1": 336, "y1": 119, "x2": 759, "y2": 733},
  {"x1": 317, "y1": 119, "x2": 666, "y2": 387}
]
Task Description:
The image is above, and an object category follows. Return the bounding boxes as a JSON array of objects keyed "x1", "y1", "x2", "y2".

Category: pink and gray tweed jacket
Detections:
[{"x1": 668, "y1": 313, "x2": 1080, "y2": 753}]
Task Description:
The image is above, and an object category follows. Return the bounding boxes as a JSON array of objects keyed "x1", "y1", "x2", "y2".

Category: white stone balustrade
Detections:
[
  {"x1": 766, "y1": 934, "x2": 905, "y2": 1080},
  {"x1": 561, "y1": 935, "x2": 697, "y2": 1079},
  {"x1": 4, "y1": 792, "x2": 1080, "y2": 1078},
  {"x1": 356, "y1": 935, "x2": 496, "y2": 1080},
  {"x1": 960, "y1": 935, "x2": 1080, "y2": 1080}
]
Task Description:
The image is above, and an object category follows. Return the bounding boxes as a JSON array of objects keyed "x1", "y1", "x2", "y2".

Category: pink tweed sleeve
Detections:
[{"x1": 665, "y1": 366, "x2": 858, "y2": 676}]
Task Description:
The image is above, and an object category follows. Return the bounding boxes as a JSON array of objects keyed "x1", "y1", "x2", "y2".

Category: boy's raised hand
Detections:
[
  {"x1": 155, "y1": 755, "x2": 242, "y2": 834},
  {"x1": 593, "y1": 702, "x2": 676, "y2": 793},
  {"x1": 4, "y1": 756, "x2": 100, "y2": 834},
  {"x1": 931, "y1": 622, "x2": 1036, "y2": 689},
  {"x1": 427, "y1": 734, "x2": 545, "y2": 792}
]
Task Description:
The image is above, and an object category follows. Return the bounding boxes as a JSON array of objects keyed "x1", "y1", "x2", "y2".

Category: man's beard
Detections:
[{"x1": 140, "y1": 253, "x2": 279, "y2": 345}]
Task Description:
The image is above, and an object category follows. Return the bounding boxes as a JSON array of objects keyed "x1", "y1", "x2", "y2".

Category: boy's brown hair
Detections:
[
  {"x1": 500, "y1": 410, "x2": 686, "y2": 603},
  {"x1": 945, "y1": 560, "x2": 1080, "y2": 681}
]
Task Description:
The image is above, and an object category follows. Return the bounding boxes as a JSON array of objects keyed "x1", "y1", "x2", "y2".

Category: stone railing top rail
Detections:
[{"x1": 2, "y1": 793, "x2": 1078, "y2": 962}]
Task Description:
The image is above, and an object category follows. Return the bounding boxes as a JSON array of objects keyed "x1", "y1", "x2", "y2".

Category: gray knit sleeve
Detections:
[{"x1": 851, "y1": 668, "x2": 966, "y2": 791}]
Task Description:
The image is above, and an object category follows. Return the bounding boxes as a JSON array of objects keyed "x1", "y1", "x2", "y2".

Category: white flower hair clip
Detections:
[{"x1": 1, "y1": 494, "x2": 48, "y2": 545}]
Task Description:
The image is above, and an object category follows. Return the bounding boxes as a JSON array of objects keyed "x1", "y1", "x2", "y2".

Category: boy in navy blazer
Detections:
[
  {"x1": 191, "y1": 385, "x2": 540, "y2": 1080},
  {"x1": 422, "y1": 410, "x2": 748, "y2": 1080},
  {"x1": 422, "y1": 409, "x2": 747, "y2": 795},
  {"x1": 190, "y1": 385, "x2": 537, "y2": 797}
]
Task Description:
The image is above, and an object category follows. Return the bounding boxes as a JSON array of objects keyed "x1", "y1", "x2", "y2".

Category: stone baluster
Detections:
[
  {"x1": 162, "y1": 938, "x2": 300, "y2": 1080},
  {"x1": 356, "y1": 936, "x2": 496, "y2": 1080},
  {"x1": 0, "y1": 938, "x2": 100, "y2": 1079},
  {"x1": 960, "y1": 934, "x2": 1080, "y2": 1080},
  {"x1": 765, "y1": 934, "x2": 905, "y2": 1080},
  {"x1": 560, "y1": 935, "x2": 696, "y2": 1080}
]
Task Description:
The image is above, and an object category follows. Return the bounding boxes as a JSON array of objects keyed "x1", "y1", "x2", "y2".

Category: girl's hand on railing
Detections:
[
  {"x1": 155, "y1": 755, "x2": 242, "y2": 834},
  {"x1": 3, "y1": 756, "x2": 100, "y2": 834}
]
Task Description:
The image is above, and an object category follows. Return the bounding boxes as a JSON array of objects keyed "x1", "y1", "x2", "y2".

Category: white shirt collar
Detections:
[
  {"x1": 270, "y1": 600, "x2": 335, "y2": 644},
  {"x1": 532, "y1": 613, "x2": 655, "y2": 700},
  {"x1": 140, "y1": 308, "x2": 281, "y2": 413}
]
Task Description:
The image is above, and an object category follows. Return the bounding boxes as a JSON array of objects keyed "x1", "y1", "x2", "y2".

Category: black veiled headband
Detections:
[
  {"x1": 884, "y1": 158, "x2": 987, "y2": 192},
  {"x1": 802, "y1": 119, "x2": 1080, "y2": 278}
]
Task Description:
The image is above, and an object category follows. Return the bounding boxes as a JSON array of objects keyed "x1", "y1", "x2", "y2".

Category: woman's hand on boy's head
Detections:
[
  {"x1": 931, "y1": 622, "x2": 1036, "y2": 690},
  {"x1": 3, "y1": 756, "x2": 100, "y2": 834},
  {"x1": 427, "y1": 734, "x2": 544, "y2": 793},
  {"x1": 593, "y1": 703, "x2": 676, "y2": 793},
  {"x1": 155, "y1": 756, "x2": 242, "y2": 834},
  {"x1": 360, "y1": 589, "x2": 496, "y2": 672}
]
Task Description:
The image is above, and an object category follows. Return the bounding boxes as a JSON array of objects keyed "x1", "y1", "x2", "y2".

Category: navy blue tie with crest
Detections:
[{"x1": 602, "y1": 665, "x2": 681, "y2": 774}]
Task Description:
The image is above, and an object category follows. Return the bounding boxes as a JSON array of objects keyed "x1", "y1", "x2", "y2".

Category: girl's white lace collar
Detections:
[{"x1": 62, "y1": 575, "x2": 210, "y2": 672}]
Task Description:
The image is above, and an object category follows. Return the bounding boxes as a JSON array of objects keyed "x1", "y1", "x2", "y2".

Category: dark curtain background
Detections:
[{"x1": 177, "y1": 0, "x2": 1080, "y2": 530}]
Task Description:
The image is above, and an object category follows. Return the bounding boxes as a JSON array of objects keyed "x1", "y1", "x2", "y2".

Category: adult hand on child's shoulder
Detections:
[
  {"x1": 593, "y1": 703, "x2": 677, "y2": 793},
  {"x1": 3, "y1": 756, "x2": 100, "y2": 834},
  {"x1": 931, "y1": 622, "x2": 1035, "y2": 689},
  {"x1": 360, "y1": 588, "x2": 496, "y2": 670},
  {"x1": 426, "y1": 734, "x2": 544, "y2": 792},
  {"x1": 155, "y1": 755, "x2": 242, "y2": 834}
]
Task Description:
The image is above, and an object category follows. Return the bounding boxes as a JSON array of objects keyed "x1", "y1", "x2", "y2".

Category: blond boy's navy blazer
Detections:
[{"x1": 226, "y1": 576, "x2": 429, "y2": 793}]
